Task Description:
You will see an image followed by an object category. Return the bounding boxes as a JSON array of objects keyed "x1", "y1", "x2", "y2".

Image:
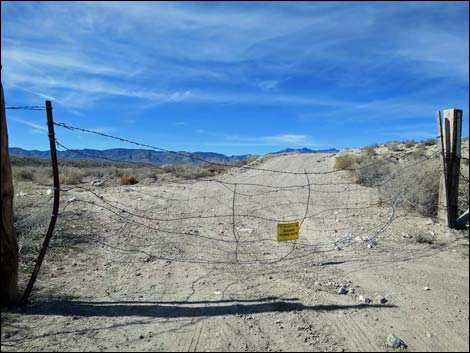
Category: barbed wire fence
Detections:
[{"x1": 7, "y1": 102, "x2": 468, "y2": 305}]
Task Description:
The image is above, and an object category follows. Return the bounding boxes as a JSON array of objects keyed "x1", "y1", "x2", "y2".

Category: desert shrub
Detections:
[
  {"x1": 459, "y1": 167, "x2": 469, "y2": 216},
  {"x1": 165, "y1": 164, "x2": 213, "y2": 179},
  {"x1": 334, "y1": 153, "x2": 357, "y2": 170},
  {"x1": 422, "y1": 138, "x2": 437, "y2": 146},
  {"x1": 83, "y1": 167, "x2": 107, "y2": 179},
  {"x1": 244, "y1": 154, "x2": 260, "y2": 165},
  {"x1": 379, "y1": 159, "x2": 440, "y2": 216},
  {"x1": 415, "y1": 232, "x2": 435, "y2": 244},
  {"x1": 60, "y1": 167, "x2": 83, "y2": 185},
  {"x1": 33, "y1": 168, "x2": 52, "y2": 185},
  {"x1": 354, "y1": 156, "x2": 393, "y2": 186},
  {"x1": 13, "y1": 167, "x2": 35, "y2": 181},
  {"x1": 385, "y1": 141, "x2": 400, "y2": 152},
  {"x1": 363, "y1": 145, "x2": 376, "y2": 156},
  {"x1": 407, "y1": 146, "x2": 427, "y2": 160},
  {"x1": 120, "y1": 175, "x2": 139, "y2": 185},
  {"x1": 404, "y1": 139, "x2": 417, "y2": 148}
]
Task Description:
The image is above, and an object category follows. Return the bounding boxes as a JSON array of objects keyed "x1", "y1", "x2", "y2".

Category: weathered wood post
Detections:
[
  {"x1": 0, "y1": 73, "x2": 20, "y2": 306},
  {"x1": 437, "y1": 109, "x2": 463, "y2": 228}
]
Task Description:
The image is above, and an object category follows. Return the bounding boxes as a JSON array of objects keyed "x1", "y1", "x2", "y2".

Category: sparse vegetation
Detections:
[
  {"x1": 379, "y1": 159, "x2": 440, "y2": 216},
  {"x1": 407, "y1": 145, "x2": 427, "y2": 160},
  {"x1": 404, "y1": 139, "x2": 417, "y2": 148},
  {"x1": 334, "y1": 153, "x2": 357, "y2": 170},
  {"x1": 120, "y1": 175, "x2": 139, "y2": 185},
  {"x1": 422, "y1": 138, "x2": 437, "y2": 146},
  {"x1": 13, "y1": 166, "x2": 35, "y2": 181},
  {"x1": 354, "y1": 156, "x2": 393, "y2": 187},
  {"x1": 60, "y1": 167, "x2": 83, "y2": 185},
  {"x1": 363, "y1": 145, "x2": 376, "y2": 156},
  {"x1": 244, "y1": 154, "x2": 260, "y2": 164},
  {"x1": 415, "y1": 232, "x2": 436, "y2": 244},
  {"x1": 385, "y1": 141, "x2": 400, "y2": 152}
]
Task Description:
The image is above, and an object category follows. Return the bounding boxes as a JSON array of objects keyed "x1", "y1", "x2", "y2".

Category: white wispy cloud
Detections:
[
  {"x1": 192, "y1": 130, "x2": 320, "y2": 147},
  {"x1": 1, "y1": 1, "x2": 468, "y2": 122},
  {"x1": 10, "y1": 117, "x2": 48, "y2": 133}
]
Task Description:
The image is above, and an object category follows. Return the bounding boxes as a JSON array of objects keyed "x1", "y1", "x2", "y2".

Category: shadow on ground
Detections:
[{"x1": 6, "y1": 297, "x2": 396, "y2": 319}]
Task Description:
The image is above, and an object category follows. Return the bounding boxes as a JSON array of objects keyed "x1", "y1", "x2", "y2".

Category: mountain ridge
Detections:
[{"x1": 9, "y1": 147, "x2": 339, "y2": 165}]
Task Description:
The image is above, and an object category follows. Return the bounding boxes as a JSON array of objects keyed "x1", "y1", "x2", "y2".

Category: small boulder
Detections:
[
  {"x1": 91, "y1": 179, "x2": 105, "y2": 186},
  {"x1": 386, "y1": 334, "x2": 407, "y2": 349},
  {"x1": 375, "y1": 295, "x2": 388, "y2": 304}
]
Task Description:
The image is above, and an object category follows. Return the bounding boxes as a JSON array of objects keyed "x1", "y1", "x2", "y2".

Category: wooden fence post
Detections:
[
  {"x1": 437, "y1": 108, "x2": 463, "y2": 228},
  {"x1": 1, "y1": 70, "x2": 19, "y2": 306}
]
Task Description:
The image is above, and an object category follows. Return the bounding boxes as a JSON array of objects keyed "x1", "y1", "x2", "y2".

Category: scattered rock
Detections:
[
  {"x1": 337, "y1": 287, "x2": 348, "y2": 295},
  {"x1": 386, "y1": 334, "x2": 407, "y2": 349},
  {"x1": 375, "y1": 295, "x2": 388, "y2": 304},
  {"x1": 424, "y1": 287, "x2": 431, "y2": 291},
  {"x1": 358, "y1": 295, "x2": 372, "y2": 304},
  {"x1": 426, "y1": 332, "x2": 432, "y2": 338},
  {"x1": 46, "y1": 189, "x2": 53, "y2": 195},
  {"x1": 91, "y1": 179, "x2": 105, "y2": 186}
]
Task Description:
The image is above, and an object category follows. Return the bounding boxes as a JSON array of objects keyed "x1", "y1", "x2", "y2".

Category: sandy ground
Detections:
[{"x1": 2, "y1": 152, "x2": 469, "y2": 352}]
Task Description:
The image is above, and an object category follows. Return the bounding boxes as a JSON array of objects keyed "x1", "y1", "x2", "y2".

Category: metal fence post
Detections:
[{"x1": 20, "y1": 100, "x2": 60, "y2": 305}]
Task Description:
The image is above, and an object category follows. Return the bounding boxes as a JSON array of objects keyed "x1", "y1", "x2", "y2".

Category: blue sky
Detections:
[{"x1": 1, "y1": 1, "x2": 469, "y2": 155}]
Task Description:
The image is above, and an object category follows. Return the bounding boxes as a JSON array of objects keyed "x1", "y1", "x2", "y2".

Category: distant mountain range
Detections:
[{"x1": 9, "y1": 147, "x2": 339, "y2": 165}]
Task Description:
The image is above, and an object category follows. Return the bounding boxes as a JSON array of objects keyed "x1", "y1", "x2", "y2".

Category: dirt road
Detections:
[{"x1": 2, "y1": 152, "x2": 469, "y2": 351}]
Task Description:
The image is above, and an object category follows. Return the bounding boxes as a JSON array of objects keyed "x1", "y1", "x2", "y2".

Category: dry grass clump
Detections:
[
  {"x1": 385, "y1": 141, "x2": 400, "y2": 152},
  {"x1": 120, "y1": 175, "x2": 139, "y2": 185},
  {"x1": 414, "y1": 232, "x2": 436, "y2": 244},
  {"x1": 421, "y1": 138, "x2": 437, "y2": 146},
  {"x1": 244, "y1": 154, "x2": 260, "y2": 164},
  {"x1": 379, "y1": 159, "x2": 440, "y2": 216},
  {"x1": 334, "y1": 153, "x2": 357, "y2": 170},
  {"x1": 459, "y1": 166, "x2": 469, "y2": 216},
  {"x1": 403, "y1": 139, "x2": 417, "y2": 148},
  {"x1": 363, "y1": 145, "x2": 376, "y2": 156},
  {"x1": 60, "y1": 167, "x2": 83, "y2": 185},
  {"x1": 13, "y1": 166, "x2": 35, "y2": 181},
  {"x1": 354, "y1": 156, "x2": 393, "y2": 187},
  {"x1": 407, "y1": 146, "x2": 427, "y2": 160},
  {"x1": 33, "y1": 168, "x2": 52, "y2": 185}
]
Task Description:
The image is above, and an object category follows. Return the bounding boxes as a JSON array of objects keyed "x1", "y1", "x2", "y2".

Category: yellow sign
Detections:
[{"x1": 277, "y1": 222, "x2": 299, "y2": 241}]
